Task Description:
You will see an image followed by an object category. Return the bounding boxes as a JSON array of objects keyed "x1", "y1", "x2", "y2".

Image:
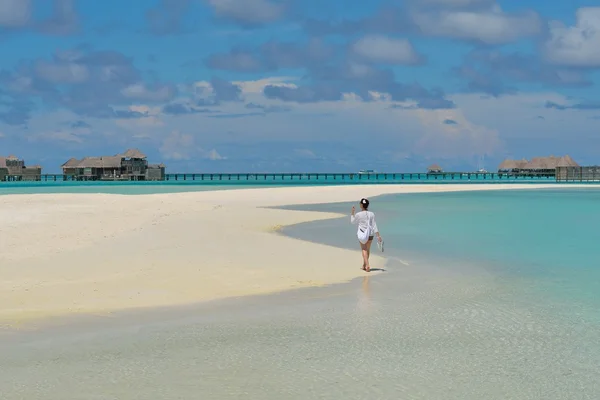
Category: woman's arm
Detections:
[
  {"x1": 372, "y1": 215, "x2": 381, "y2": 240},
  {"x1": 351, "y1": 206, "x2": 357, "y2": 224}
]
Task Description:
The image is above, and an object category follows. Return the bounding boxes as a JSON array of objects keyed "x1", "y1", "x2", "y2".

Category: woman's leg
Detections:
[
  {"x1": 365, "y1": 239, "x2": 373, "y2": 271},
  {"x1": 360, "y1": 241, "x2": 369, "y2": 271}
]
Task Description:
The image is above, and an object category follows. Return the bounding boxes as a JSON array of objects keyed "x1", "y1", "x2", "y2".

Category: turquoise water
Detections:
[{"x1": 283, "y1": 188, "x2": 600, "y2": 321}]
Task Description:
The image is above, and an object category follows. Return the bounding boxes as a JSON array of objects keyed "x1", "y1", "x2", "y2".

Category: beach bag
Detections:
[{"x1": 357, "y1": 212, "x2": 372, "y2": 244}]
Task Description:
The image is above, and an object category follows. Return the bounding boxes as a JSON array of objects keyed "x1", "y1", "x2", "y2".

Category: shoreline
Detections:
[{"x1": 0, "y1": 183, "x2": 592, "y2": 329}]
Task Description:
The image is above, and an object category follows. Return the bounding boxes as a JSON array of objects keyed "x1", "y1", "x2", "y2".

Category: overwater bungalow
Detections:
[
  {"x1": 0, "y1": 155, "x2": 42, "y2": 181},
  {"x1": 497, "y1": 155, "x2": 579, "y2": 176},
  {"x1": 61, "y1": 149, "x2": 166, "y2": 181},
  {"x1": 497, "y1": 159, "x2": 528, "y2": 174}
]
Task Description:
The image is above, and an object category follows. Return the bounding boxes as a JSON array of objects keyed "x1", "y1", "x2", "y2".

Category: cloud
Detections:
[
  {"x1": 207, "y1": 149, "x2": 225, "y2": 160},
  {"x1": 543, "y1": 7, "x2": 600, "y2": 68},
  {"x1": 351, "y1": 35, "x2": 425, "y2": 65},
  {"x1": 28, "y1": 119, "x2": 92, "y2": 143},
  {"x1": 411, "y1": 5, "x2": 542, "y2": 44},
  {"x1": 233, "y1": 77, "x2": 297, "y2": 94},
  {"x1": 413, "y1": 108, "x2": 503, "y2": 158},
  {"x1": 0, "y1": 0, "x2": 31, "y2": 28},
  {"x1": 158, "y1": 130, "x2": 226, "y2": 161},
  {"x1": 304, "y1": 1, "x2": 541, "y2": 45},
  {"x1": 159, "y1": 130, "x2": 196, "y2": 160},
  {"x1": 121, "y1": 83, "x2": 177, "y2": 102},
  {"x1": 162, "y1": 103, "x2": 213, "y2": 115},
  {"x1": 263, "y1": 84, "x2": 343, "y2": 103},
  {"x1": 545, "y1": 101, "x2": 600, "y2": 111},
  {"x1": 206, "y1": 0, "x2": 285, "y2": 26},
  {"x1": 209, "y1": 77, "x2": 243, "y2": 102},
  {"x1": 0, "y1": 46, "x2": 176, "y2": 122},
  {"x1": 455, "y1": 49, "x2": 592, "y2": 96},
  {"x1": 245, "y1": 102, "x2": 291, "y2": 113}
]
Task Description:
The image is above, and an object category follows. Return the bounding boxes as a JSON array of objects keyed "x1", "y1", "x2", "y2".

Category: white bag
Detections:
[{"x1": 357, "y1": 226, "x2": 370, "y2": 244}]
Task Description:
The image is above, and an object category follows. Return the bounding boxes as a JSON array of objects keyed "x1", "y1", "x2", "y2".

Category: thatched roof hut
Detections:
[
  {"x1": 521, "y1": 155, "x2": 579, "y2": 171},
  {"x1": 76, "y1": 156, "x2": 123, "y2": 169},
  {"x1": 556, "y1": 155, "x2": 579, "y2": 168},
  {"x1": 61, "y1": 158, "x2": 80, "y2": 168},
  {"x1": 120, "y1": 149, "x2": 146, "y2": 159},
  {"x1": 427, "y1": 163, "x2": 443, "y2": 173},
  {"x1": 497, "y1": 159, "x2": 528, "y2": 171}
]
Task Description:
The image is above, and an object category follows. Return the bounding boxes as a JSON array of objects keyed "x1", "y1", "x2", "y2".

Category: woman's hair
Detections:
[{"x1": 360, "y1": 198, "x2": 370, "y2": 209}]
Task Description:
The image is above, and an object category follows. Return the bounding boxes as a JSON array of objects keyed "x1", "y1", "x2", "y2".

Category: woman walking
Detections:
[{"x1": 351, "y1": 198, "x2": 382, "y2": 272}]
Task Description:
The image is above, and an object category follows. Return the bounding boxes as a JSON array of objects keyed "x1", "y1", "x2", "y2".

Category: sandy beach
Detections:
[{"x1": 0, "y1": 183, "x2": 582, "y2": 326}]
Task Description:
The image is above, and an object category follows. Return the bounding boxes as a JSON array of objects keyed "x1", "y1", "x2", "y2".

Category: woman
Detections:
[{"x1": 351, "y1": 198, "x2": 382, "y2": 272}]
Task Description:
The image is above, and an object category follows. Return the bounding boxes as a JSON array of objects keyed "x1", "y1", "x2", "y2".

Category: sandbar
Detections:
[{"x1": 0, "y1": 183, "x2": 585, "y2": 326}]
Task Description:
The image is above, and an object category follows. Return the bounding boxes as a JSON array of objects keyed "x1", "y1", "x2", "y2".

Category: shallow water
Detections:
[
  {"x1": 1, "y1": 188, "x2": 600, "y2": 399},
  {"x1": 281, "y1": 188, "x2": 600, "y2": 323}
]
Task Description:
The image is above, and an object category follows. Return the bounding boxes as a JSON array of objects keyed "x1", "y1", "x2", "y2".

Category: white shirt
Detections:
[{"x1": 350, "y1": 210, "x2": 379, "y2": 235}]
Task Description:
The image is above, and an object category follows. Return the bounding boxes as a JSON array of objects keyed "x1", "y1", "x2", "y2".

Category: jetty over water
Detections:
[{"x1": 3, "y1": 171, "x2": 561, "y2": 185}]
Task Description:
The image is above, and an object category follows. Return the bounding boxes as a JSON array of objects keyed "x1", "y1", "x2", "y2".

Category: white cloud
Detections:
[
  {"x1": 27, "y1": 124, "x2": 92, "y2": 144},
  {"x1": 543, "y1": 7, "x2": 600, "y2": 68},
  {"x1": 232, "y1": 77, "x2": 298, "y2": 94},
  {"x1": 121, "y1": 83, "x2": 175, "y2": 102},
  {"x1": 0, "y1": 0, "x2": 31, "y2": 27},
  {"x1": 411, "y1": 5, "x2": 541, "y2": 44},
  {"x1": 352, "y1": 35, "x2": 423, "y2": 65},
  {"x1": 115, "y1": 105, "x2": 164, "y2": 131},
  {"x1": 412, "y1": 108, "x2": 503, "y2": 158},
  {"x1": 158, "y1": 131, "x2": 226, "y2": 161},
  {"x1": 192, "y1": 81, "x2": 215, "y2": 97},
  {"x1": 159, "y1": 130, "x2": 196, "y2": 160},
  {"x1": 206, "y1": 149, "x2": 225, "y2": 160}
]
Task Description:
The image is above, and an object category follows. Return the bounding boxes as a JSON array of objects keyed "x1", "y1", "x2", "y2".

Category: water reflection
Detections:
[{"x1": 356, "y1": 275, "x2": 371, "y2": 313}]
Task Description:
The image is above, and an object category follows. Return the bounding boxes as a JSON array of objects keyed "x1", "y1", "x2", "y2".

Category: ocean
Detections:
[{"x1": 1, "y1": 187, "x2": 599, "y2": 399}]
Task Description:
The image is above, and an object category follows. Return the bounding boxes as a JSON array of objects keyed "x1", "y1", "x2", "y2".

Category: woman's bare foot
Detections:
[{"x1": 365, "y1": 265, "x2": 371, "y2": 272}]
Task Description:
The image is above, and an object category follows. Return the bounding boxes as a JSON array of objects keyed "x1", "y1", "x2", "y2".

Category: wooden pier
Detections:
[
  {"x1": 162, "y1": 172, "x2": 556, "y2": 183},
  {"x1": 1, "y1": 171, "x2": 561, "y2": 184}
]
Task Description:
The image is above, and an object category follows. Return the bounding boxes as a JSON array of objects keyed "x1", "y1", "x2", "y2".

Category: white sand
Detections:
[{"x1": 0, "y1": 183, "x2": 584, "y2": 326}]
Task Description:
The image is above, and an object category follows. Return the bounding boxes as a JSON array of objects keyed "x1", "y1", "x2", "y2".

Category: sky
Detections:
[{"x1": 0, "y1": 0, "x2": 599, "y2": 173}]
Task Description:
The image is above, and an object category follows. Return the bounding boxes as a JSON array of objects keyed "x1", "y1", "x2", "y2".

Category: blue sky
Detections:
[{"x1": 1, "y1": 0, "x2": 599, "y2": 173}]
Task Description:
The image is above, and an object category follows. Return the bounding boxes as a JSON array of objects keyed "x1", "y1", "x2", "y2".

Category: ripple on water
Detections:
[{"x1": 1, "y1": 264, "x2": 600, "y2": 400}]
